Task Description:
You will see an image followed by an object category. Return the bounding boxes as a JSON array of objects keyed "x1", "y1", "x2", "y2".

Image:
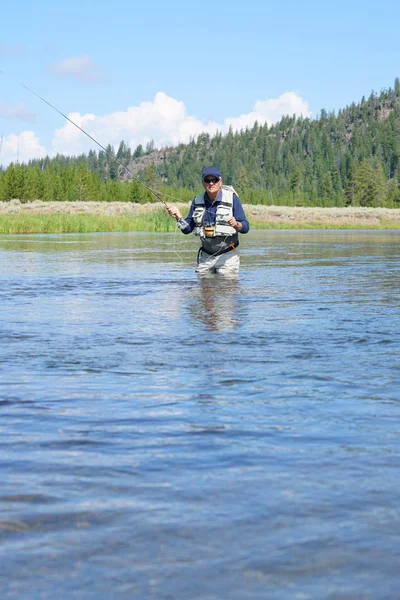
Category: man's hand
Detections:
[
  {"x1": 228, "y1": 217, "x2": 241, "y2": 231},
  {"x1": 165, "y1": 204, "x2": 182, "y2": 220}
]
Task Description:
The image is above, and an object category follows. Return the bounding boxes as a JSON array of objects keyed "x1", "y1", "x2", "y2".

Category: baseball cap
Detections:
[{"x1": 202, "y1": 166, "x2": 222, "y2": 179}]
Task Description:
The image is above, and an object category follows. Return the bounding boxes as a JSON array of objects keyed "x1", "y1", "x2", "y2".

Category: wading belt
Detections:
[{"x1": 200, "y1": 240, "x2": 239, "y2": 257}]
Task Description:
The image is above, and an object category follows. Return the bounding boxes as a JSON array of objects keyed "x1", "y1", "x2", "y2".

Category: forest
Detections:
[{"x1": 1, "y1": 78, "x2": 400, "y2": 208}]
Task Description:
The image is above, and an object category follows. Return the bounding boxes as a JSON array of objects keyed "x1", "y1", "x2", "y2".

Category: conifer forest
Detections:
[{"x1": 1, "y1": 79, "x2": 400, "y2": 208}]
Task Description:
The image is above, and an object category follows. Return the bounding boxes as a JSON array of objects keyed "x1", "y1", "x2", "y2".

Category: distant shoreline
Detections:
[
  {"x1": 1, "y1": 200, "x2": 400, "y2": 232},
  {"x1": 245, "y1": 204, "x2": 400, "y2": 228}
]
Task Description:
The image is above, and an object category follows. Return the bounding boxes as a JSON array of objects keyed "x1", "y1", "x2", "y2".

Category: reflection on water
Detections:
[
  {"x1": 1, "y1": 230, "x2": 400, "y2": 599},
  {"x1": 188, "y1": 277, "x2": 241, "y2": 331}
]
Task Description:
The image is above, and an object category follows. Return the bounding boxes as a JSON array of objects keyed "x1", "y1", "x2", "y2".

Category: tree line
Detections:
[{"x1": 1, "y1": 78, "x2": 400, "y2": 207}]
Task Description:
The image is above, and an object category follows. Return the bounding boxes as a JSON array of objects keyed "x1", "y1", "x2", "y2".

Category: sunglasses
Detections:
[{"x1": 203, "y1": 177, "x2": 220, "y2": 184}]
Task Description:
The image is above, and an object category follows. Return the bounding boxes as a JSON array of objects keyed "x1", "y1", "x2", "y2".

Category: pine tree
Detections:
[
  {"x1": 347, "y1": 159, "x2": 388, "y2": 207},
  {"x1": 130, "y1": 178, "x2": 146, "y2": 203},
  {"x1": 236, "y1": 167, "x2": 249, "y2": 195},
  {"x1": 143, "y1": 163, "x2": 162, "y2": 200},
  {"x1": 3, "y1": 163, "x2": 21, "y2": 200},
  {"x1": 290, "y1": 166, "x2": 304, "y2": 197},
  {"x1": 388, "y1": 169, "x2": 400, "y2": 204},
  {"x1": 133, "y1": 144, "x2": 144, "y2": 159}
]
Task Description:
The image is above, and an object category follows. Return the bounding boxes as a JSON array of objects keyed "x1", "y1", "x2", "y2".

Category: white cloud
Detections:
[
  {"x1": 49, "y1": 55, "x2": 104, "y2": 83},
  {"x1": 0, "y1": 102, "x2": 36, "y2": 122},
  {"x1": 51, "y1": 90, "x2": 311, "y2": 157},
  {"x1": 0, "y1": 131, "x2": 47, "y2": 166},
  {"x1": 0, "y1": 90, "x2": 311, "y2": 166},
  {"x1": 224, "y1": 92, "x2": 311, "y2": 131},
  {"x1": 51, "y1": 92, "x2": 220, "y2": 156}
]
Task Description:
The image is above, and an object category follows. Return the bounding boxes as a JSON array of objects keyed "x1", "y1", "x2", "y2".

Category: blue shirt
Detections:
[{"x1": 180, "y1": 190, "x2": 250, "y2": 235}]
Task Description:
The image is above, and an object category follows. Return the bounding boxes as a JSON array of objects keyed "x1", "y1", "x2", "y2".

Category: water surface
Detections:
[{"x1": 1, "y1": 230, "x2": 400, "y2": 599}]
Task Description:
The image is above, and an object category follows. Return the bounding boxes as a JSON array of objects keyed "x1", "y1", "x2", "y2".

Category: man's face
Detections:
[{"x1": 202, "y1": 175, "x2": 222, "y2": 195}]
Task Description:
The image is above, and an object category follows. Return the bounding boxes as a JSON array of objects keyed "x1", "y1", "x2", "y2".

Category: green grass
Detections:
[
  {"x1": 0, "y1": 210, "x2": 176, "y2": 234},
  {"x1": 1, "y1": 211, "x2": 400, "y2": 234}
]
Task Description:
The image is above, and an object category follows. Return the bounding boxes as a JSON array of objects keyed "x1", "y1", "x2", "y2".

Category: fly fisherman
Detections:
[{"x1": 166, "y1": 166, "x2": 249, "y2": 276}]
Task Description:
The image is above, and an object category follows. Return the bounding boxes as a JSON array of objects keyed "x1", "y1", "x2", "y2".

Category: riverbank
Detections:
[{"x1": 1, "y1": 200, "x2": 400, "y2": 233}]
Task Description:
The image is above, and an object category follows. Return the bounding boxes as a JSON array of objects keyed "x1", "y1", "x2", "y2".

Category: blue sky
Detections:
[{"x1": 1, "y1": 0, "x2": 399, "y2": 165}]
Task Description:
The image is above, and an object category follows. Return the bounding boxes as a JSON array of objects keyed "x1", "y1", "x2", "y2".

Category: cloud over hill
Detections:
[{"x1": 1, "y1": 90, "x2": 311, "y2": 166}]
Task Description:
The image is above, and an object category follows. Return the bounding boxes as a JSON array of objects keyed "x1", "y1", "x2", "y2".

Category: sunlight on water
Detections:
[{"x1": 1, "y1": 230, "x2": 400, "y2": 599}]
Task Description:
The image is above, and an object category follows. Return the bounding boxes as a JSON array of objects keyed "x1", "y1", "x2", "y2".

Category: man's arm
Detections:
[
  {"x1": 179, "y1": 199, "x2": 196, "y2": 234},
  {"x1": 166, "y1": 199, "x2": 196, "y2": 234},
  {"x1": 228, "y1": 193, "x2": 250, "y2": 233}
]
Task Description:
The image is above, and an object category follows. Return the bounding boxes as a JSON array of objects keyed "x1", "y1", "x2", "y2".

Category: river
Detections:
[{"x1": 1, "y1": 230, "x2": 400, "y2": 599}]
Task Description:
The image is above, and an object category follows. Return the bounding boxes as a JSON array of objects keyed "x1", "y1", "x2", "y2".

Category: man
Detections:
[{"x1": 166, "y1": 166, "x2": 249, "y2": 276}]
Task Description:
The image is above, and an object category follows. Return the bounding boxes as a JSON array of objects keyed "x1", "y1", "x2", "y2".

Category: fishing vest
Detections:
[{"x1": 192, "y1": 186, "x2": 237, "y2": 238}]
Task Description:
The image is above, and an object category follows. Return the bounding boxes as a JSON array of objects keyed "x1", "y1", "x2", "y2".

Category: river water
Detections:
[{"x1": 1, "y1": 230, "x2": 400, "y2": 599}]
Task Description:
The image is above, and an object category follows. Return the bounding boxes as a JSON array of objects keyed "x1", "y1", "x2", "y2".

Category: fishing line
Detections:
[
  {"x1": 0, "y1": 69, "x2": 191, "y2": 265},
  {"x1": 0, "y1": 69, "x2": 182, "y2": 205},
  {"x1": 1, "y1": 71, "x2": 237, "y2": 271}
]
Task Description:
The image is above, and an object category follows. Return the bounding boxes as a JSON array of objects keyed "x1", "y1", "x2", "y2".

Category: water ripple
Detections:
[{"x1": 1, "y1": 230, "x2": 400, "y2": 599}]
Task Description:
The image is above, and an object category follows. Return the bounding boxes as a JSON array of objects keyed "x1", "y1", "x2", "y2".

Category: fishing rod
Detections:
[{"x1": 0, "y1": 69, "x2": 178, "y2": 207}]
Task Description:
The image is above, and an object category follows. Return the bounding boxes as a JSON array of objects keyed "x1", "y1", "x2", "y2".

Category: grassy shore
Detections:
[
  {"x1": 0, "y1": 211, "x2": 176, "y2": 234},
  {"x1": 1, "y1": 201, "x2": 400, "y2": 233}
]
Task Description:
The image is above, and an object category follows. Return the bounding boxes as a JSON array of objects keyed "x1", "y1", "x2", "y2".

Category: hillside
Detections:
[{"x1": 1, "y1": 78, "x2": 400, "y2": 208}]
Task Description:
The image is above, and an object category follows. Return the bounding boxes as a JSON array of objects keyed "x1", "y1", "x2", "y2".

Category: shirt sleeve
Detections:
[
  {"x1": 179, "y1": 198, "x2": 196, "y2": 234},
  {"x1": 232, "y1": 194, "x2": 250, "y2": 234}
]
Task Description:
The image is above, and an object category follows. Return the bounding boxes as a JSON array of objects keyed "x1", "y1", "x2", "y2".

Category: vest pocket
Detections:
[
  {"x1": 193, "y1": 207, "x2": 205, "y2": 225},
  {"x1": 215, "y1": 206, "x2": 230, "y2": 224}
]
